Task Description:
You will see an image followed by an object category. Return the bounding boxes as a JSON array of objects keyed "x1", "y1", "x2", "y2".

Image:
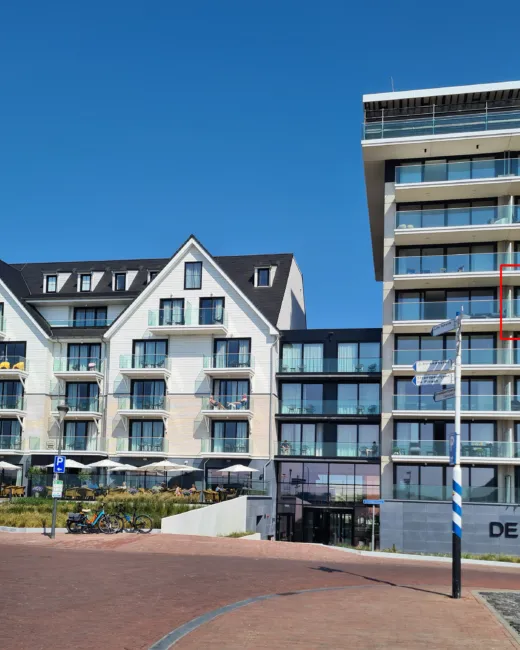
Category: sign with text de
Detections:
[
  {"x1": 53, "y1": 455, "x2": 66, "y2": 474},
  {"x1": 431, "y1": 319, "x2": 457, "y2": 337}
]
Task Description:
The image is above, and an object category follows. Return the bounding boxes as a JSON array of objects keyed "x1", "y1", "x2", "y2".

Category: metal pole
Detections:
[
  {"x1": 452, "y1": 311, "x2": 463, "y2": 599},
  {"x1": 50, "y1": 417, "x2": 64, "y2": 540},
  {"x1": 371, "y1": 504, "x2": 375, "y2": 552}
]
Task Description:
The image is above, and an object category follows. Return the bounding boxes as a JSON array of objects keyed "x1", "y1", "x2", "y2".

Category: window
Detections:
[
  {"x1": 159, "y1": 298, "x2": 185, "y2": 325},
  {"x1": 213, "y1": 379, "x2": 250, "y2": 407},
  {"x1": 184, "y1": 262, "x2": 202, "y2": 289},
  {"x1": 212, "y1": 421, "x2": 249, "y2": 453},
  {"x1": 79, "y1": 274, "x2": 92, "y2": 292},
  {"x1": 130, "y1": 379, "x2": 166, "y2": 410},
  {"x1": 395, "y1": 333, "x2": 496, "y2": 366},
  {"x1": 0, "y1": 419, "x2": 21, "y2": 449},
  {"x1": 148, "y1": 270, "x2": 159, "y2": 283},
  {"x1": 199, "y1": 297, "x2": 224, "y2": 325},
  {"x1": 130, "y1": 420, "x2": 164, "y2": 452},
  {"x1": 65, "y1": 383, "x2": 99, "y2": 412},
  {"x1": 0, "y1": 303, "x2": 3, "y2": 328},
  {"x1": 114, "y1": 273, "x2": 126, "y2": 291},
  {"x1": 257, "y1": 268, "x2": 270, "y2": 287},
  {"x1": 337, "y1": 384, "x2": 380, "y2": 415},
  {"x1": 280, "y1": 423, "x2": 324, "y2": 456},
  {"x1": 67, "y1": 343, "x2": 101, "y2": 372},
  {"x1": 281, "y1": 383, "x2": 323, "y2": 414},
  {"x1": 73, "y1": 307, "x2": 107, "y2": 328},
  {"x1": 281, "y1": 343, "x2": 323, "y2": 372},
  {"x1": 337, "y1": 424, "x2": 380, "y2": 456},
  {"x1": 64, "y1": 421, "x2": 90, "y2": 451},
  {"x1": 0, "y1": 381, "x2": 23, "y2": 409},
  {"x1": 0, "y1": 342, "x2": 27, "y2": 367},
  {"x1": 214, "y1": 339, "x2": 251, "y2": 368},
  {"x1": 46, "y1": 275, "x2": 57, "y2": 293},
  {"x1": 337, "y1": 343, "x2": 381, "y2": 372},
  {"x1": 133, "y1": 339, "x2": 168, "y2": 369}
]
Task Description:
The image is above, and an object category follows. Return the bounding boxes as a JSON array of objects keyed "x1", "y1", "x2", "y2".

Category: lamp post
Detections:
[{"x1": 50, "y1": 404, "x2": 69, "y2": 539}]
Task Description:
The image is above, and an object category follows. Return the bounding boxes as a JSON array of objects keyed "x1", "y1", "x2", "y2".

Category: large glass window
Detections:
[
  {"x1": 280, "y1": 383, "x2": 323, "y2": 414},
  {"x1": 133, "y1": 340, "x2": 168, "y2": 369},
  {"x1": 65, "y1": 382, "x2": 99, "y2": 411},
  {"x1": 212, "y1": 421, "x2": 249, "y2": 453},
  {"x1": 73, "y1": 307, "x2": 107, "y2": 328},
  {"x1": 130, "y1": 380, "x2": 166, "y2": 409},
  {"x1": 337, "y1": 424, "x2": 379, "y2": 456},
  {"x1": 0, "y1": 342, "x2": 27, "y2": 366},
  {"x1": 338, "y1": 342, "x2": 381, "y2": 372},
  {"x1": 0, "y1": 419, "x2": 21, "y2": 449},
  {"x1": 395, "y1": 333, "x2": 496, "y2": 365},
  {"x1": 337, "y1": 383, "x2": 380, "y2": 414},
  {"x1": 0, "y1": 380, "x2": 23, "y2": 409},
  {"x1": 281, "y1": 343, "x2": 323, "y2": 372},
  {"x1": 64, "y1": 421, "x2": 90, "y2": 451},
  {"x1": 184, "y1": 262, "x2": 202, "y2": 289},
  {"x1": 67, "y1": 343, "x2": 101, "y2": 371},
  {"x1": 280, "y1": 423, "x2": 324, "y2": 455},
  {"x1": 215, "y1": 339, "x2": 251, "y2": 368},
  {"x1": 129, "y1": 420, "x2": 164, "y2": 452},
  {"x1": 199, "y1": 297, "x2": 224, "y2": 325},
  {"x1": 213, "y1": 379, "x2": 250, "y2": 409},
  {"x1": 160, "y1": 298, "x2": 184, "y2": 325}
]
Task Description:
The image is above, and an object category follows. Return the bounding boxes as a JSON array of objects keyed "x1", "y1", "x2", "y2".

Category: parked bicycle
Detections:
[
  {"x1": 115, "y1": 504, "x2": 153, "y2": 534},
  {"x1": 66, "y1": 507, "x2": 122, "y2": 534}
]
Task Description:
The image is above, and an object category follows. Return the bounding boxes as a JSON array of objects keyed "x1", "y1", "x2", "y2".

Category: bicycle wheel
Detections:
[
  {"x1": 98, "y1": 514, "x2": 120, "y2": 534},
  {"x1": 134, "y1": 515, "x2": 153, "y2": 534},
  {"x1": 66, "y1": 520, "x2": 83, "y2": 534}
]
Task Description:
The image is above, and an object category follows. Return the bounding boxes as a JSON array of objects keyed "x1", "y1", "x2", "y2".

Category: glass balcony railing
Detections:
[
  {"x1": 393, "y1": 484, "x2": 519, "y2": 504},
  {"x1": 148, "y1": 307, "x2": 227, "y2": 328},
  {"x1": 53, "y1": 357, "x2": 103, "y2": 373},
  {"x1": 395, "y1": 204, "x2": 514, "y2": 230},
  {"x1": 202, "y1": 395, "x2": 252, "y2": 411},
  {"x1": 396, "y1": 158, "x2": 520, "y2": 185},
  {"x1": 278, "y1": 358, "x2": 381, "y2": 373},
  {"x1": 394, "y1": 348, "x2": 518, "y2": 366},
  {"x1": 0, "y1": 356, "x2": 27, "y2": 371},
  {"x1": 0, "y1": 436, "x2": 22, "y2": 450},
  {"x1": 63, "y1": 438, "x2": 107, "y2": 452},
  {"x1": 119, "y1": 354, "x2": 170, "y2": 370},
  {"x1": 0, "y1": 395, "x2": 26, "y2": 410},
  {"x1": 279, "y1": 482, "x2": 380, "y2": 505},
  {"x1": 277, "y1": 441, "x2": 380, "y2": 457},
  {"x1": 201, "y1": 438, "x2": 251, "y2": 454},
  {"x1": 47, "y1": 318, "x2": 114, "y2": 328},
  {"x1": 393, "y1": 394, "x2": 520, "y2": 412},
  {"x1": 392, "y1": 299, "x2": 517, "y2": 321},
  {"x1": 393, "y1": 440, "x2": 520, "y2": 458},
  {"x1": 394, "y1": 252, "x2": 502, "y2": 275},
  {"x1": 116, "y1": 437, "x2": 168, "y2": 453},
  {"x1": 363, "y1": 108, "x2": 520, "y2": 141},
  {"x1": 279, "y1": 399, "x2": 381, "y2": 416},
  {"x1": 203, "y1": 354, "x2": 254, "y2": 370},
  {"x1": 117, "y1": 395, "x2": 169, "y2": 411},
  {"x1": 51, "y1": 397, "x2": 102, "y2": 413}
]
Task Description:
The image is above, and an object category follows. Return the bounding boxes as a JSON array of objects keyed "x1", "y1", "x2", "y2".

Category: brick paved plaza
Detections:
[{"x1": 1, "y1": 533, "x2": 519, "y2": 649}]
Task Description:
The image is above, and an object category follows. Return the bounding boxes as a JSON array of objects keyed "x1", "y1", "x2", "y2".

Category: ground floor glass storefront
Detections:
[{"x1": 276, "y1": 460, "x2": 380, "y2": 546}]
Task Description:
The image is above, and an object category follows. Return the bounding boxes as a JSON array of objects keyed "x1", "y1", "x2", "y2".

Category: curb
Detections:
[{"x1": 0, "y1": 526, "x2": 68, "y2": 534}]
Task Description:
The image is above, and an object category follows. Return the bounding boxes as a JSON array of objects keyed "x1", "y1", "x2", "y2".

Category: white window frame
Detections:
[{"x1": 255, "y1": 266, "x2": 272, "y2": 287}]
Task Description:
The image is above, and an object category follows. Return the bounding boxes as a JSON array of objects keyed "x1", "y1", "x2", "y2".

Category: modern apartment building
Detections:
[
  {"x1": 275, "y1": 328, "x2": 381, "y2": 546},
  {"x1": 362, "y1": 80, "x2": 520, "y2": 554},
  {"x1": 0, "y1": 236, "x2": 305, "y2": 513}
]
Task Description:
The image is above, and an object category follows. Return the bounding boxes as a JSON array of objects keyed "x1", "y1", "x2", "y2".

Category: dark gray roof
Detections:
[{"x1": 1, "y1": 238, "x2": 295, "y2": 335}]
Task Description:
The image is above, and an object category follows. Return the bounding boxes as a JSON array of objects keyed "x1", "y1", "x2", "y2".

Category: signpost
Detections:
[
  {"x1": 53, "y1": 455, "x2": 66, "y2": 474},
  {"x1": 412, "y1": 372, "x2": 455, "y2": 387},
  {"x1": 434, "y1": 387, "x2": 456, "y2": 402},
  {"x1": 431, "y1": 312, "x2": 463, "y2": 600},
  {"x1": 413, "y1": 359, "x2": 453, "y2": 374},
  {"x1": 363, "y1": 499, "x2": 384, "y2": 552},
  {"x1": 52, "y1": 480, "x2": 64, "y2": 499},
  {"x1": 50, "y1": 405, "x2": 69, "y2": 540}
]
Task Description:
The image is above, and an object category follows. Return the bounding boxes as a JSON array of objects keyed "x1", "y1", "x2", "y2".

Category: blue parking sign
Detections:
[{"x1": 54, "y1": 456, "x2": 66, "y2": 474}]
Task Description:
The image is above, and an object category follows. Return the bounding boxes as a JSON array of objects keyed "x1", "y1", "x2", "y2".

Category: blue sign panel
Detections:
[
  {"x1": 54, "y1": 455, "x2": 66, "y2": 474},
  {"x1": 363, "y1": 499, "x2": 385, "y2": 505}
]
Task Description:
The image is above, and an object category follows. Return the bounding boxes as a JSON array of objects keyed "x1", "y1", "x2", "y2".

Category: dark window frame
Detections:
[
  {"x1": 114, "y1": 273, "x2": 126, "y2": 292},
  {"x1": 184, "y1": 261, "x2": 202, "y2": 290},
  {"x1": 45, "y1": 275, "x2": 57, "y2": 293},
  {"x1": 257, "y1": 267, "x2": 270, "y2": 287},
  {"x1": 79, "y1": 274, "x2": 92, "y2": 293},
  {"x1": 73, "y1": 307, "x2": 108, "y2": 328}
]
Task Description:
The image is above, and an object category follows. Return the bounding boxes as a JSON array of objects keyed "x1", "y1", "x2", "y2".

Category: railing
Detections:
[
  {"x1": 395, "y1": 204, "x2": 514, "y2": 230},
  {"x1": 48, "y1": 318, "x2": 114, "y2": 328},
  {"x1": 277, "y1": 441, "x2": 380, "y2": 457},
  {"x1": 0, "y1": 395, "x2": 26, "y2": 410},
  {"x1": 393, "y1": 484, "x2": 519, "y2": 504},
  {"x1": 394, "y1": 348, "x2": 518, "y2": 366},
  {"x1": 201, "y1": 438, "x2": 251, "y2": 454},
  {"x1": 51, "y1": 397, "x2": 102, "y2": 412},
  {"x1": 203, "y1": 353, "x2": 254, "y2": 370},
  {"x1": 0, "y1": 357, "x2": 27, "y2": 371},
  {"x1": 116, "y1": 437, "x2": 168, "y2": 453},
  {"x1": 0, "y1": 436, "x2": 22, "y2": 450},
  {"x1": 395, "y1": 252, "x2": 501, "y2": 275},
  {"x1": 206, "y1": 479, "x2": 270, "y2": 496},
  {"x1": 392, "y1": 299, "x2": 520, "y2": 321},
  {"x1": 53, "y1": 357, "x2": 104, "y2": 373},
  {"x1": 363, "y1": 108, "x2": 520, "y2": 141},
  {"x1": 396, "y1": 158, "x2": 520, "y2": 185},
  {"x1": 279, "y1": 399, "x2": 381, "y2": 415},
  {"x1": 119, "y1": 354, "x2": 170, "y2": 370},
  {"x1": 279, "y1": 482, "x2": 380, "y2": 505},
  {"x1": 117, "y1": 395, "x2": 169, "y2": 411},
  {"x1": 393, "y1": 394, "x2": 520, "y2": 412},
  {"x1": 393, "y1": 439, "x2": 520, "y2": 458},
  {"x1": 62, "y1": 438, "x2": 106, "y2": 452},
  {"x1": 278, "y1": 357, "x2": 381, "y2": 373},
  {"x1": 148, "y1": 307, "x2": 228, "y2": 328},
  {"x1": 201, "y1": 395, "x2": 251, "y2": 411}
]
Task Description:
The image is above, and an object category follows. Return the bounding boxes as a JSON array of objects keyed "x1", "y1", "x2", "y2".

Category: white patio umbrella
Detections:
[
  {"x1": 87, "y1": 459, "x2": 127, "y2": 488},
  {"x1": 45, "y1": 458, "x2": 87, "y2": 469},
  {"x1": 0, "y1": 460, "x2": 20, "y2": 470},
  {"x1": 140, "y1": 460, "x2": 199, "y2": 488},
  {"x1": 218, "y1": 464, "x2": 259, "y2": 473},
  {"x1": 111, "y1": 463, "x2": 139, "y2": 471}
]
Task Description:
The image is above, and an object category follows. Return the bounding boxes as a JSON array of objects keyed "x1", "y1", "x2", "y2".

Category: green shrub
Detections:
[
  {"x1": 219, "y1": 531, "x2": 256, "y2": 538},
  {"x1": 101, "y1": 493, "x2": 203, "y2": 528}
]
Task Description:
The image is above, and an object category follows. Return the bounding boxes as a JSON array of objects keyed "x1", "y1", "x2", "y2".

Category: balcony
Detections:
[
  {"x1": 277, "y1": 441, "x2": 379, "y2": 458},
  {"x1": 393, "y1": 484, "x2": 518, "y2": 504},
  {"x1": 393, "y1": 394, "x2": 520, "y2": 418},
  {"x1": 0, "y1": 357, "x2": 28, "y2": 381},
  {"x1": 392, "y1": 440, "x2": 520, "y2": 463},
  {"x1": 278, "y1": 357, "x2": 381, "y2": 375},
  {"x1": 115, "y1": 437, "x2": 169, "y2": 455},
  {"x1": 279, "y1": 482, "x2": 379, "y2": 506},
  {"x1": 394, "y1": 348, "x2": 520, "y2": 376},
  {"x1": 55, "y1": 438, "x2": 107, "y2": 454},
  {"x1": 0, "y1": 395, "x2": 26, "y2": 417},
  {"x1": 201, "y1": 395, "x2": 253, "y2": 420},
  {"x1": 119, "y1": 355, "x2": 171, "y2": 379},
  {"x1": 278, "y1": 399, "x2": 381, "y2": 417},
  {"x1": 53, "y1": 357, "x2": 104, "y2": 381},
  {"x1": 203, "y1": 354, "x2": 255, "y2": 378},
  {"x1": 47, "y1": 318, "x2": 115, "y2": 328},
  {"x1": 0, "y1": 436, "x2": 22, "y2": 452},
  {"x1": 363, "y1": 106, "x2": 520, "y2": 141},
  {"x1": 117, "y1": 395, "x2": 170, "y2": 418},
  {"x1": 148, "y1": 306, "x2": 228, "y2": 336},
  {"x1": 51, "y1": 397, "x2": 103, "y2": 419},
  {"x1": 200, "y1": 438, "x2": 251, "y2": 456}
]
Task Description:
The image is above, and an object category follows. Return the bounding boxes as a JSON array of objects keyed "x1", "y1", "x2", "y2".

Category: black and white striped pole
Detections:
[{"x1": 451, "y1": 310, "x2": 463, "y2": 599}]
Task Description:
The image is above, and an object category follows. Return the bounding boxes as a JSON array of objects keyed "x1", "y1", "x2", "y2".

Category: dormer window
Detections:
[
  {"x1": 184, "y1": 262, "x2": 202, "y2": 289},
  {"x1": 148, "y1": 270, "x2": 159, "y2": 283},
  {"x1": 79, "y1": 274, "x2": 92, "y2": 292},
  {"x1": 114, "y1": 273, "x2": 126, "y2": 292},
  {"x1": 46, "y1": 275, "x2": 57, "y2": 293},
  {"x1": 256, "y1": 267, "x2": 270, "y2": 287}
]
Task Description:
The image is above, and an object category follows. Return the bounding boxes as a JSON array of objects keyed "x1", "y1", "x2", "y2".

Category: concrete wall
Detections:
[{"x1": 381, "y1": 500, "x2": 520, "y2": 556}]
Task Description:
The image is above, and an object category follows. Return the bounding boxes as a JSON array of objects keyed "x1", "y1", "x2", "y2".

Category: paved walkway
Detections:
[{"x1": 1, "y1": 533, "x2": 519, "y2": 650}]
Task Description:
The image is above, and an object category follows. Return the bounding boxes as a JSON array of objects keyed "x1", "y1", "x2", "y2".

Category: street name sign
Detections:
[
  {"x1": 412, "y1": 372, "x2": 455, "y2": 387},
  {"x1": 412, "y1": 359, "x2": 453, "y2": 374},
  {"x1": 431, "y1": 319, "x2": 457, "y2": 337},
  {"x1": 363, "y1": 499, "x2": 385, "y2": 505},
  {"x1": 434, "y1": 387, "x2": 456, "y2": 402}
]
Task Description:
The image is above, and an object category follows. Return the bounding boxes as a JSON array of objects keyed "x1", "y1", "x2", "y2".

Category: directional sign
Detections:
[
  {"x1": 363, "y1": 499, "x2": 385, "y2": 505},
  {"x1": 412, "y1": 372, "x2": 455, "y2": 387},
  {"x1": 53, "y1": 455, "x2": 66, "y2": 474},
  {"x1": 52, "y1": 480, "x2": 63, "y2": 498},
  {"x1": 413, "y1": 359, "x2": 453, "y2": 374},
  {"x1": 431, "y1": 318, "x2": 457, "y2": 337},
  {"x1": 434, "y1": 387, "x2": 456, "y2": 402}
]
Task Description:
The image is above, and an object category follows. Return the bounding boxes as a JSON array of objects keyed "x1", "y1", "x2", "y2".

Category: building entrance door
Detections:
[
  {"x1": 303, "y1": 508, "x2": 354, "y2": 545},
  {"x1": 276, "y1": 513, "x2": 295, "y2": 542}
]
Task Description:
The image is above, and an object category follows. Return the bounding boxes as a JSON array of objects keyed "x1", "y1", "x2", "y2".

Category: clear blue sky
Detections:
[{"x1": 2, "y1": 1, "x2": 520, "y2": 328}]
